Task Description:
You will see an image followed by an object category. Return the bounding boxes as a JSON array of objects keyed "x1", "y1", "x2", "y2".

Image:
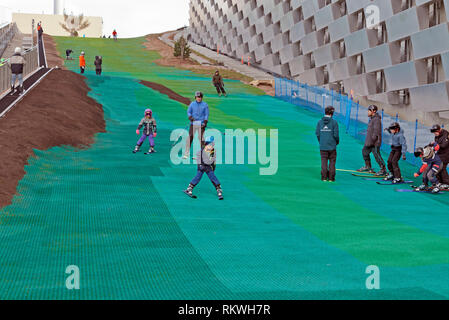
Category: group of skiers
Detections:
[
  {"x1": 131, "y1": 91, "x2": 223, "y2": 200},
  {"x1": 316, "y1": 104, "x2": 449, "y2": 193},
  {"x1": 77, "y1": 51, "x2": 103, "y2": 75}
]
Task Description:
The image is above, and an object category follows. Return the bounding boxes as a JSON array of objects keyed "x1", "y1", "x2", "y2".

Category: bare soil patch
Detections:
[{"x1": 0, "y1": 69, "x2": 105, "y2": 208}]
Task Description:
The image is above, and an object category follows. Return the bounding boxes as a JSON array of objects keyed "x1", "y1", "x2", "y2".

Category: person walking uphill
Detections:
[
  {"x1": 183, "y1": 91, "x2": 209, "y2": 159},
  {"x1": 212, "y1": 70, "x2": 226, "y2": 97},
  {"x1": 357, "y1": 105, "x2": 386, "y2": 176},
  {"x1": 79, "y1": 52, "x2": 86, "y2": 74},
  {"x1": 94, "y1": 56, "x2": 103, "y2": 75},
  {"x1": 316, "y1": 106, "x2": 339, "y2": 182},
  {"x1": 8, "y1": 47, "x2": 26, "y2": 96},
  {"x1": 431, "y1": 124, "x2": 449, "y2": 186}
]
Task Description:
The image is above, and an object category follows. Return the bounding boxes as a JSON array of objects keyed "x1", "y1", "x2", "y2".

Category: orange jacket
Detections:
[{"x1": 79, "y1": 55, "x2": 86, "y2": 67}]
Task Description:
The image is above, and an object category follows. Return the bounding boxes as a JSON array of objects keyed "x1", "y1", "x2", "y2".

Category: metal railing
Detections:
[
  {"x1": 0, "y1": 22, "x2": 18, "y2": 58},
  {"x1": 0, "y1": 46, "x2": 39, "y2": 95},
  {"x1": 275, "y1": 78, "x2": 436, "y2": 167}
]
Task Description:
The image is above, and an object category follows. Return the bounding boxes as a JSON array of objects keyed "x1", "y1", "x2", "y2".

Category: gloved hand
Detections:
[
  {"x1": 136, "y1": 130, "x2": 140, "y2": 135},
  {"x1": 202, "y1": 120, "x2": 208, "y2": 128},
  {"x1": 402, "y1": 154, "x2": 406, "y2": 161},
  {"x1": 414, "y1": 173, "x2": 419, "y2": 178},
  {"x1": 153, "y1": 133, "x2": 157, "y2": 138}
]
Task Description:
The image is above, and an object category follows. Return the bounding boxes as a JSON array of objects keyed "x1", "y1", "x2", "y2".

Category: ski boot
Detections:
[
  {"x1": 9, "y1": 86, "x2": 15, "y2": 95},
  {"x1": 392, "y1": 178, "x2": 403, "y2": 184},
  {"x1": 383, "y1": 174, "x2": 394, "y2": 181},
  {"x1": 133, "y1": 145, "x2": 141, "y2": 154},
  {"x1": 357, "y1": 161, "x2": 374, "y2": 173},
  {"x1": 437, "y1": 183, "x2": 449, "y2": 191},
  {"x1": 18, "y1": 85, "x2": 24, "y2": 95},
  {"x1": 374, "y1": 166, "x2": 387, "y2": 177},
  {"x1": 216, "y1": 185, "x2": 224, "y2": 200},
  {"x1": 431, "y1": 185, "x2": 441, "y2": 194},
  {"x1": 415, "y1": 184, "x2": 428, "y2": 192},
  {"x1": 145, "y1": 147, "x2": 156, "y2": 155},
  {"x1": 184, "y1": 183, "x2": 197, "y2": 199}
]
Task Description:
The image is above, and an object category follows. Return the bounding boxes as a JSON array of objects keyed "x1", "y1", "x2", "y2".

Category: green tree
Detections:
[{"x1": 174, "y1": 37, "x2": 191, "y2": 59}]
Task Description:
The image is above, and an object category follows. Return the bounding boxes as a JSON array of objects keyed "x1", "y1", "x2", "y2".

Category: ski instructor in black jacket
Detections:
[
  {"x1": 431, "y1": 124, "x2": 449, "y2": 185},
  {"x1": 357, "y1": 105, "x2": 386, "y2": 176}
]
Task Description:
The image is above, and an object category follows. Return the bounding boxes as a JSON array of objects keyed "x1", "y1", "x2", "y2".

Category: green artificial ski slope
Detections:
[{"x1": 0, "y1": 36, "x2": 448, "y2": 299}]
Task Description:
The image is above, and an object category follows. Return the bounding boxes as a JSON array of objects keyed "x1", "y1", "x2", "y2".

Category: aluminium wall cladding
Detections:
[{"x1": 188, "y1": 0, "x2": 449, "y2": 119}]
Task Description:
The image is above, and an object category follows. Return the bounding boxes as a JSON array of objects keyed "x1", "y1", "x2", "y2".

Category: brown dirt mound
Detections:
[
  {"x1": 140, "y1": 80, "x2": 191, "y2": 106},
  {"x1": 43, "y1": 34, "x2": 65, "y2": 69},
  {"x1": 0, "y1": 69, "x2": 105, "y2": 208}
]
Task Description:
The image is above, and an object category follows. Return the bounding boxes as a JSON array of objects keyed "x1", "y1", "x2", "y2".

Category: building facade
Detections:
[{"x1": 188, "y1": 0, "x2": 449, "y2": 119}]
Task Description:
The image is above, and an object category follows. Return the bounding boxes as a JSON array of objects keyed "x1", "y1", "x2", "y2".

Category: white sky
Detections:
[{"x1": 0, "y1": 0, "x2": 190, "y2": 38}]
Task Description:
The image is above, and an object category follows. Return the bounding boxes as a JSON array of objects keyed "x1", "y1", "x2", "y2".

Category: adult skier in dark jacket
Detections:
[
  {"x1": 357, "y1": 105, "x2": 386, "y2": 176},
  {"x1": 316, "y1": 106, "x2": 339, "y2": 181},
  {"x1": 94, "y1": 56, "x2": 102, "y2": 75},
  {"x1": 431, "y1": 124, "x2": 449, "y2": 185}
]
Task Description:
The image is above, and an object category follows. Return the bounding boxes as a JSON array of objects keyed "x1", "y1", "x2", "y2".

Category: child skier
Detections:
[
  {"x1": 79, "y1": 52, "x2": 86, "y2": 74},
  {"x1": 184, "y1": 137, "x2": 223, "y2": 200},
  {"x1": 414, "y1": 145, "x2": 443, "y2": 193},
  {"x1": 384, "y1": 122, "x2": 407, "y2": 184},
  {"x1": 133, "y1": 109, "x2": 157, "y2": 155}
]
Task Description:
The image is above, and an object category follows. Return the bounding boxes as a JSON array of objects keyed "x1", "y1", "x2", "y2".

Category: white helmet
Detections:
[
  {"x1": 81, "y1": 51, "x2": 85, "y2": 55},
  {"x1": 423, "y1": 146, "x2": 435, "y2": 159},
  {"x1": 14, "y1": 47, "x2": 21, "y2": 54}
]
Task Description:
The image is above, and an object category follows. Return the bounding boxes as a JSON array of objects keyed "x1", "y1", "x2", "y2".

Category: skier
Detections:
[
  {"x1": 66, "y1": 49, "x2": 73, "y2": 60},
  {"x1": 357, "y1": 105, "x2": 386, "y2": 176},
  {"x1": 316, "y1": 106, "x2": 339, "y2": 182},
  {"x1": 183, "y1": 91, "x2": 209, "y2": 159},
  {"x1": 8, "y1": 47, "x2": 26, "y2": 95},
  {"x1": 79, "y1": 52, "x2": 86, "y2": 74},
  {"x1": 414, "y1": 146, "x2": 442, "y2": 193},
  {"x1": 94, "y1": 56, "x2": 103, "y2": 75},
  {"x1": 430, "y1": 124, "x2": 449, "y2": 186},
  {"x1": 112, "y1": 30, "x2": 118, "y2": 41},
  {"x1": 383, "y1": 122, "x2": 407, "y2": 184},
  {"x1": 184, "y1": 136, "x2": 223, "y2": 200},
  {"x1": 212, "y1": 70, "x2": 226, "y2": 97},
  {"x1": 133, "y1": 109, "x2": 158, "y2": 154}
]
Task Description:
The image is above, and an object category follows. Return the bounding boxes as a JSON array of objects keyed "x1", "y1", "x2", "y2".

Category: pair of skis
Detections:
[
  {"x1": 338, "y1": 169, "x2": 412, "y2": 186},
  {"x1": 183, "y1": 190, "x2": 224, "y2": 200}
]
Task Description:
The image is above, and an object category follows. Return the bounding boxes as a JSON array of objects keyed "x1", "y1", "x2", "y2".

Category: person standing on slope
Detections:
[
  {"x1": 133, "y1": 109, "x2": 158, "y2": 154},
  {"x1": 357, "y1": 105, "x2": 386, "y2": 176},
  {"x1": 94, "y1": 56, "x2": 103, "y2": 75},
  {"x1": 183, "y1": 91, "x2": 209, "y2": 159},
  {"x1": 79, "y1": 51, "x2": 86, "y2": 74},
  {"x1": 316, "y1": 106, "x2": 339, "y2": 182},
  {"x1": 430, "y1": 124, "x2": 449, "y2": 188},
  {"x1": 112, "y1": 30, "x2": 118, "y2": 41},
  {"x1": 383, "y1": 122, "x2": 407, "y2": 184}
]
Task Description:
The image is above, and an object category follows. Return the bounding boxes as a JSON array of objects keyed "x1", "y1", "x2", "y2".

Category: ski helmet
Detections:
[
  {"x1": 423, "y1": 146, "x2": 435, "y2": 159},
  {"x1": 205, "y1": 136, "x2": 215, "y2": 145},
  {"x1": 431, "y1": 124, "x2": 441, "y2": 133},
  {"x1": 195, "y1": 91, "x2": 203, "y2": 98},
  {"x1": 388, "y1": 122, "x2": 400, "y2": 132},
  {"x1": 368, "y1": 105, "x2": 378, "y2": 112},
  {"x1": 14, "y1": 47, "x2": 21, "y2": 54},
  {"x1": 145, "y1": 109, "x2": 152, "y2": 117},
  {"x1": 325, "y1": 106, "x2": 335, "y2": 116},
  {"x1": 414, "y1": 147, "x2": 424, "y2": 158},
  {"x1": 81, "y1": 51, "x2": 85, "y2": 55}
]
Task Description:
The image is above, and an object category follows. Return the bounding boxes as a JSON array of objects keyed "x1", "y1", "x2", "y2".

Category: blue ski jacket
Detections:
[
  {"x1": 187, "y1": 101, "x2": 209, "y2": 124},
  {"x1": 390, "y1": 129, "x2": 407, "y2": 155}
]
